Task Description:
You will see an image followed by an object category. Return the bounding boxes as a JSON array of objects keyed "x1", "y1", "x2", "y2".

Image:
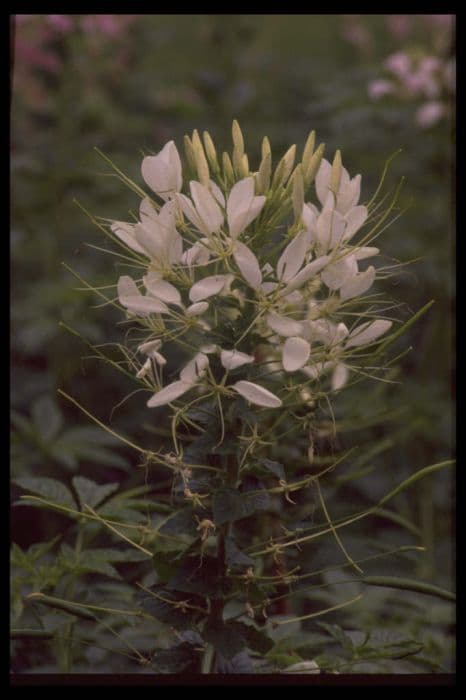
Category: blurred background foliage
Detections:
[{"x1": 11, "y1": 14, "x2": 455, "y2": 673}]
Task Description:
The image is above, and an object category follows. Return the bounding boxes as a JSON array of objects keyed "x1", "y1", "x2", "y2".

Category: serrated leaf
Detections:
[
  {"x1": 14, "y1": 477, "x2": 76, "y2": 509},
  {"x1": 72, "y1": 476, "x2": 119, "y2": 510},
  {"x1": 212, "y1": 487, "x2": 271, "y2": 525},
  {"x1": 225, "y1": 537, "x2": 255, "y2": 570}
]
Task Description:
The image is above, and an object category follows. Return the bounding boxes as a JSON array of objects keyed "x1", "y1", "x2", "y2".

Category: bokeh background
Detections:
[{"x1": 11, "y1": 14, "x2": 455, "y2": 672}]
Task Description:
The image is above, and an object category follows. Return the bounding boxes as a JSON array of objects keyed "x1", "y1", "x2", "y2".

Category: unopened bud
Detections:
[
  {"x1": 239, "y1": 153, "x2": 249, "y2": 178},
  {"x1": 183, "y1": 134, "x2": 196, "y2": 172},
  {"x1": 330, "y1": 149, "x2": 342, "y2": 195},
  {"x1": 304, "y1": 143, "x2": 325, "y2": 186},
  {"x1": 272, "y1": 144, "x2": 296, "y2": 188},
  {"x1": 232, "y1": 119, "x2": 245, "y2": 156},
  {"x1": 222, "y1": 151, "x2": 235, "y2": 186},
  {"x1": 191, "y1": 129, "x2": 210, "y2": 187},
  {"x1": 261, "y1": 136, "x2": 271, "y2": 160},
  {"x1": 203, "y1": 131, "x2": 220, "y2": 174},
  {"x1": 256, "y1": 151, "x2": 271, "y2": 194},
  {"x1": 292, "y1": 164, "x2": 304, "y2": 220},
  {"x1": 302, "y1": 129, "x2": 316, "y2": 173}
]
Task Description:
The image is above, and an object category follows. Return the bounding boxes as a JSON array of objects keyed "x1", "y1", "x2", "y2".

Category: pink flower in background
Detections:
[
  {"x1": 368, "y1": 79, "x2": 393, "y2": 100},
  {"x1": 415, "y1": 101, "x2": 445, "y2": 128},
  {"x1": 80, "y1": 15, "x2": 136, "y2": 37},
  {"x1": 385, "y1": 51, "x2": 411, "y2": 79},
  {"x1": 386, "y1": 15, "x2": 412, "y2": 39},
  {"x1": 47, "y1": 15, "x2": 74, "y2": 33}
]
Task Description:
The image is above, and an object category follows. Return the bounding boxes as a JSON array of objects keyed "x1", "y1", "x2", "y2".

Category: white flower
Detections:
[
  {"x1": 282, "y1": 336, "x2": 311, "y2": 372},
  {"x1": 110, "y1": 221, "x2": 146, "y2": 256},
  {"x1": 176, "y1": 176, "x2": 265, "y2": 240},
  {"x1": 189, "y1": 274, "x2": 232, "y2": 303},
  {"x1": 117, "y1": 276, "x2": 169, "y2": 316},
  {"x1": 176, "y1": 181, "x2": 224, "y2": 237},
  {"x1": 143, "y1": 273, "x2": 182, "y2": 306},
  {"x1": 315, "y1": 158, "x2": 362, "y2": 214},
  {"x1": 345, "y1": 319, "x2": 392, "y2": 348},
  {"x1": 232, "y1": 380, "x2": 282, "y2": 408},
  {"x1": 185, "y1": 301, "x2": 209, "y2": 316},
  {"x1": 141, "y1": 140, "x2": 182, "y2": 201},
  {"x1": 147, "y1": 380, "x2": 194, "y2": 408},
  {"x1": 220, "y1": 349, "x2": 254, "y2": 370},
  {"x1": 226, "y1": 177, "x2": 266, "y2": 239},
  {"x1": 179, "y1": 352, "x2": 209, "y2": 383},
  {"x1": 134, "y1": 199, "x2": 183, "y2": 269}
]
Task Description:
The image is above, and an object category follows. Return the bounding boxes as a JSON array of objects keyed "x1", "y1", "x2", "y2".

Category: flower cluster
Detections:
[
  {"x1": 112, "y1": 124, "x2": 393, "y2": 412},
  {"x1": 368, "y1": 50, "x2": 455, "y2": 128}
]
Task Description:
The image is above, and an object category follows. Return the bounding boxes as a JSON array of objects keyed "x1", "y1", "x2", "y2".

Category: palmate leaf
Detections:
[
  {"x1": 136, "y1": 585, "x2": 205, "y2": 630},
  {"x1": 14, "y1": 477, "x2": 77, "y2": 509},
  {"x1": 212, "y1": 486, "x2": 271, "y2": 525},
  {"x1": 72, "y1": 476, "x2": 119, "y2": 510}
]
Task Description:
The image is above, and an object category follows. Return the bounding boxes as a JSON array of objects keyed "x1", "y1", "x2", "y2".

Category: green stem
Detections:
[{"x1": 201, "y1": 643, "x2": 216, "y2": 674}]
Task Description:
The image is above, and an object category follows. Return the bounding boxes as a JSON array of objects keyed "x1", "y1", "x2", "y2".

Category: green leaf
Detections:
[
  {"x1": 225, "y1": 537, "x2": 255, "y2": 570},
  {"x1": 257, "y1": 458, "x2": 286, "y2": 481},
  {"x1": 167, "y1": 555, "x2": 227, "y2": 598},
  {"x1": 238, "y1": 622, "x2": 275, "y2": 655},
  {"x1": 212, "y1": 487, "x2": 271, "y2": 525},
  {"x1": 14, "y1": 477, "x2": 77, "y2": 509},
  {"x1": 215, "y1": 650, "x2": 254, "y2": 673},
  {"x1": 151, "y1": 643, "x2": 200, "y2": 673},
  {"x1": 159, "y1": 508, "x2": 199, "y2": 537},
  {"x1": 31, "y1": 396, "x2": 63, "y2": 442},
  {"x1": 203, "y1": 620, "x2": 246, "y2": 659},
  {"x1": 72, "y1": 476, "x2": 119, "y2": 510},
  {"x1": 137, "y1": 585, "x2": 205, "y2": 629}
]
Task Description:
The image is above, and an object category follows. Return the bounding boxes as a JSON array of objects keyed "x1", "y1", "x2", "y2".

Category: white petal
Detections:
[
  {"x1": 152, "y1": 351, "x2": 167, "y2": 366},
  {"x1": 111, "y1": 221, "x2": 147, "y2": 255},
  {"x1": 232, "y1": 380, "x2": 282, "y2": 408},
  {"x1": 120, "y1": 295, "x2": 169, "y2": 315},
  {"x1": 353, "y1": 246, "x2": 379, "y2": 260},
  {"x1": 175, "y1": 193, "x2": 206, "y2": 234},
  {"x1": 143, "y1": 275, "x2": 182, "y2": 306},
  {"x1": 266, "y1": 313, "x2": 303, "y2": 337},
  {"x1": 282, "y1": 337, "x2": 311, "y2": 372},
  {"x1": 138, "y1": 339, "x2": 162, "y2": 355},
  {"x1": 190, "y1": 181, "x2": 224, "y2": 234},
  {"x1": 220, "y1": 349, "x2": 254, "y2": 370},
  {"x1": 332, "y1": 363, "x2": 349, "y2": 391},
  {"x1": 232, "y1": 240, "x2": 262, "y2": 289},
  {"x1": 276, "y1": 230, "x2": 312, "y2": 282},
  {"x1": 302, "y1": 203, "x2": 318, "y2": 240},
  {"x1": 209, "y1": 179, "x2": 226, "y2": 207},
  {"x1": 141, "y1": 141, "x2": 182, "y2": 200},
  {"x1": 343, "y1": 205, "x2": 368, "y2": 242},
  {"x1": 136, "y1": 358, "x2": 152, "y2": 379},
  {"x1": 117, "y1": 275, "x2": 140, "y2": 300},
  {"x1": 321, "y1": 255, "x2": 358, "y2": 290},
  {"x1": 185, "y1": 301, "x2": 209, "y2": 316},
  {"x1": 261, "y1": 281, "x2": 278, "y2": 295},
  {"x1": 337, "y1": 174, "x2": 361, "y2": 213},
  {"x1": 180, "y1": 353, "x2": 209, "y2": 383},
  {"x1": 134, "y1": 222, "x2": 165, "y2": 261},
  {"x1": 316, "y1": 208, "x2": 346, "y2": 253},
  {"x1": 315, "y1": 158, "x2": 332, "y2": 206},
  {"x1": 346, "y1": 319, "x2": 393, "y2": 348},
  {"x1": 189, "y1": 274, "x2": 229, "y2": 303},
  {"x1": 147, "y1": 380, "x2": 193, "y2": 408},
  {"x1": 281, "y1": 255, "x2": 330, "y2": 295},
  {"x1": 340, "y1": 265, "x2": 376, "y2": 301},
  {"x1": 227, "y1": 177, "x2": 265, "y2": 239}
]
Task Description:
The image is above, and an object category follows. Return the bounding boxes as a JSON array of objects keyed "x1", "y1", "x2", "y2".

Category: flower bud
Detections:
[
  {"x1": 272, "y1": 144, "x2": 296, "y2": 188},
  {"x1": 256, "y1": 151, "x2": 271, "y2": 194},
  {"x1": 183, "y1": 134, "x2": 196, "y2": 172},
  {"x1": 203, "y1": 130, "x2": 220, "y2": 175},
  {"x1": 304, "y1": 143, "x2": 325, "y2": 186},
  {"x1": 191, "y1": 129, "x2": 210, "y2": 187},
  {"x1": 330, "y1": 149, "x2": 342, "y2": 195},
  {"x1": 292, "y1": 164, "x2": 305, "y2": 220},
  {"x1": 222, "y1": 151, "x2": 235, "y2": 186},
  {"x1": 302, "y1": 129, "x2": 316, "y2": 173}
]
